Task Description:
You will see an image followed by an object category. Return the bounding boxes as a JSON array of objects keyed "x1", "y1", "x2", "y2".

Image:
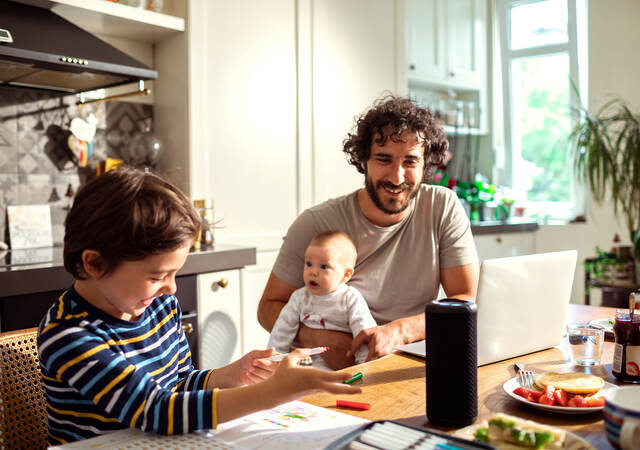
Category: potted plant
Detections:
[{"x1": 569, "y1": 95, "x2": 640, "y2": 284}]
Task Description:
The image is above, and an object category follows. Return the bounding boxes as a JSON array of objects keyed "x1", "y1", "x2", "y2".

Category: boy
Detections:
[
  {"x1": 268, "y1": 231, "x2": 376, "y2": 369},
  {"x1": 38, "y1": 168, "x2": 359, "y2": 445}
]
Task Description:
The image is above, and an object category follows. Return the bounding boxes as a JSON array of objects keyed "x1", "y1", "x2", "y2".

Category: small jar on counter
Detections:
[
  {"x1": 193, "y1": 199, "x2": 214, "y2": 250},
  {"x1": 612, "y1": 308, "x2": 640, "y2": 383}
]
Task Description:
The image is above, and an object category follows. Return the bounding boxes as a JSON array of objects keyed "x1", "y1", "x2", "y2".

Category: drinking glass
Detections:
[{"x1": 566, "y1": 323, "x2": 604, "y2": 366}]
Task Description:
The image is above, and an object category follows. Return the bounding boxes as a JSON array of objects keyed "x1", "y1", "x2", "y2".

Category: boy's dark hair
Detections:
[
  {"x1": 342, "y1": 94, "x2": 448, "y2": 182},
  {"x1": 64, "y1": 167, "x2": 201, "y2": 279}
]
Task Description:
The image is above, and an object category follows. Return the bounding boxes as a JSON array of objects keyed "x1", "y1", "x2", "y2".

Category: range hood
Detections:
[{"x1": 0, "y1": 1, "x2": 157, "y2": 94}]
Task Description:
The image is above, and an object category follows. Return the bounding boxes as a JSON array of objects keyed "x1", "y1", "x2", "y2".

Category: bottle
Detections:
[
  {"x1": 193, "y1": 199, "x2": 215, "y2": 249},
  {"x1": 612, "y1": 307, "x2": 640, "y2": 383}
]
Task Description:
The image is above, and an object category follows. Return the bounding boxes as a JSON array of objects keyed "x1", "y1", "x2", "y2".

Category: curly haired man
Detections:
[{"x1": 258, "y1": 95, "x2": 480, "y2": 370}]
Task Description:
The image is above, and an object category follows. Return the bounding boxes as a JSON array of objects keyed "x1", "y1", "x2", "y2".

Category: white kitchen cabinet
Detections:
[
  {"x1": 406, "y1": 0, "x2": 487, "y2": 89},
  {"x1": 474, "y1": 232, "x2": 536, "y2": 262},
  {"x1": 406, "y1": 0, "x2": 446, "y2": 84},
  {"x1": 197, "y1": 270, "x2": 242, "y2": 369},
  {"x1": 240, "y1": 251, "x2": 278, "y2": 353}
]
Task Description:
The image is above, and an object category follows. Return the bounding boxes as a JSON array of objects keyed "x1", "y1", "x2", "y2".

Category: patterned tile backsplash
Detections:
[{"x1": 0, "y1": 86, "x2": 152, "y2": 246}]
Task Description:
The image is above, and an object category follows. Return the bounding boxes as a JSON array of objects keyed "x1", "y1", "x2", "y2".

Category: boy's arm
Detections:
[
  {"x1": 258, "y1": 272, "x2": 354, "y2": 369},
  {"x1": 39, "y1": 324, "x2": 216, "y2": 435},
  {"x1": 213, "y1": 349, "x2": 360, "y2": 424}
]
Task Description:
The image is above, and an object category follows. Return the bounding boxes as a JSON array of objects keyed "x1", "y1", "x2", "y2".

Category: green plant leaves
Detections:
[{"x1": 569, "y1": 96, "x2": 640, "y2": 243}]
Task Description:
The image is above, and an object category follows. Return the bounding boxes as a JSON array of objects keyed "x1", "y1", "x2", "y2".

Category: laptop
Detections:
[{"x1": 394, "y1": 250, "x2": 578, "y2": 366}]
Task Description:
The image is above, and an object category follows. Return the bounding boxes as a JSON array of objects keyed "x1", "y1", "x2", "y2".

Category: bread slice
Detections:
[{"x1": 534, "y1": 372, "x2": 604, "y2": 395}]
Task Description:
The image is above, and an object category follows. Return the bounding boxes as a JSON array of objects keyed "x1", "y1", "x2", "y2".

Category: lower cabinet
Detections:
[
  {"x1": 197, "y1": 270, "x2": 243, "y2": 370},
  {"x1": 473, "y1": 232, "x2": 536, "y2": 262}
]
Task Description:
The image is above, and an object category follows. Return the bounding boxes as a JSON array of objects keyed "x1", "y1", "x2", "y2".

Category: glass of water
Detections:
[{"x1": 566, "y1": 323, "x2": 605, "y2": 366}]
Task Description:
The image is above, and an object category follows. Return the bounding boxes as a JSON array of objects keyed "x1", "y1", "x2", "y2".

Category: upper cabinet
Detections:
[
  {"x1": 406, "y1": 0, "x2": 487, "y2": 89},
  {"x1": 12, "y1": 0, "x2": 185, "y2": 43},
  {"x1": 406, "y1": 0, "x2": 446, "y2": 84},
  {"x1": 405, "y1": 0, "x2": 489, "y2": 134}
]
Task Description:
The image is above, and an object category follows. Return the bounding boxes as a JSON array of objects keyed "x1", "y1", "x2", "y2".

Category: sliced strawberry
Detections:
[
  {"x1": 568, "y1": 395, "x2": 588, "y2": 407},
  {"x1": 553, "y1": 388, "x2": 568, "y2": 406},
  {"x1": 586, "y1": 396, "x2": 605, "y2": 407}
]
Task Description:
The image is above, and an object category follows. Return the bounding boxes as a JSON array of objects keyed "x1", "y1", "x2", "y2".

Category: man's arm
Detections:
[
  {"x1": 348, "y1": 263, "x2": 480, "y2": 361},
  {"x1": 257, "y1": 272, "x2": 355, "y2": 369},
  {"x1": 440, "y1": 262, "x2": 479, "y2": 300}
]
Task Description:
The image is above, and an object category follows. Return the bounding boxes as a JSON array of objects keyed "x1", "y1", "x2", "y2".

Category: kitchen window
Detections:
[{"x1": 494, "y1": 0, "x2": 587, "y2": 221}]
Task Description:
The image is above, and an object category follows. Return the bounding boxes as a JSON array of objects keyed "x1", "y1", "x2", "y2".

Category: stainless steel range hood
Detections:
[{"x1": 0, "y1": 1, "x2": 158, "y2": 94}]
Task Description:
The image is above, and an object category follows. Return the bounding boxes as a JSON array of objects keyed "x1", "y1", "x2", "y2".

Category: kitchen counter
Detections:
[
  {"x1": 470, "y1": 217, "x2": 538, "y2": 235},
  {"x1": 0, "y1": 243, "x2": 256, "y2": 298}
]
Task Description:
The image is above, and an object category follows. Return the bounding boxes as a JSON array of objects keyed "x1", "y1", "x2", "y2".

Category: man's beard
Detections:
[{"x1": 364, "y1": 175, "x2": 420, "y2": 215}]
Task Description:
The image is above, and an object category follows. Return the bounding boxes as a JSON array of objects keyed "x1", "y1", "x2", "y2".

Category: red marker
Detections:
[{"x1": 336, "y1": 399, "x2": 371, "y2": 410}]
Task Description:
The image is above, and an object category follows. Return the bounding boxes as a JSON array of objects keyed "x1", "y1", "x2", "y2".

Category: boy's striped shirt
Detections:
[{"x1": 38, "y1": 285, "x2": 216, "y2": 445}]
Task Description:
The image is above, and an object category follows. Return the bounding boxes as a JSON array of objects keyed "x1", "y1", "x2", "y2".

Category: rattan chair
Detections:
[{"x1": 0, "y1": 328, "x2": 48, "y2": 449}]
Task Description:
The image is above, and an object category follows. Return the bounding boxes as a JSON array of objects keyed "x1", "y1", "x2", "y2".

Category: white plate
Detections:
[
  {"x1": 588, "y1": 318, "x2": 614, "y2": 337},
  {"x1": 454, "y1": 421, "x2": 596, "y2": 450},
  {"x1": 503, "y1": 376, "x2": 618, "y2": 414}
]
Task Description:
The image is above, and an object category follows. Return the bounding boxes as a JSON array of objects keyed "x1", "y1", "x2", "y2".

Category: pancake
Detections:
[{"x1": 534, "y1": 372, "x2": 604, "y2": 395}]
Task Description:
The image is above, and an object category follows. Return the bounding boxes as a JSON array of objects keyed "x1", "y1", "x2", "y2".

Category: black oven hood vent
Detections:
[{"x1": 0, "y1": 1, "x2": 158, "y2": 94}]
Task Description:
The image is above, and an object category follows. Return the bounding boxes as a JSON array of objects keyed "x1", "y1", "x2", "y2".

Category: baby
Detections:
[{"x1": 268, "y1": 230, "x2": 376, "y2": 369}]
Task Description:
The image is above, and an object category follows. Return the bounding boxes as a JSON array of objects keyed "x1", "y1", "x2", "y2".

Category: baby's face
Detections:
[{"x1": 303, "y1": 244, "x2": 349, "y2": 296}]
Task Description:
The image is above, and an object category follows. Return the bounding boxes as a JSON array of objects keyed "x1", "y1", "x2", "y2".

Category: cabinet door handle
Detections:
[
  {"x1": 182, "y1": 323, "x2": 194, "y2": 334},
  {"x1": 409, "y1": 64, "x2": 416, "y2": 70},
  {"x1": 449, "y1": 71, "x2": 455, "y2": 77},
  {"x1": 496, "y1": 237, "x2": 502, "y2": 244},
  {"x1": 217, "y1": 278, "x2": 228, "y2": 288}
]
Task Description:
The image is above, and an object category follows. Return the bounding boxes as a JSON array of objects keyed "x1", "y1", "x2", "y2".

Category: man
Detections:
[{"x1": 258, "y1": 95, "x2": 479, "y2": 369}]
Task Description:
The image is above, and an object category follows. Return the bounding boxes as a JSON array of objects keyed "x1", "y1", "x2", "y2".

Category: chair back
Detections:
[{"x1": 0, "y1": 328, "x2": 48, "y2": 450}]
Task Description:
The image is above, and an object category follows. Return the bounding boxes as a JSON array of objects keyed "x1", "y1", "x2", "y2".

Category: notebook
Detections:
[{"x1": 394, "y1": 250, "x2": 578, "y2": 366}]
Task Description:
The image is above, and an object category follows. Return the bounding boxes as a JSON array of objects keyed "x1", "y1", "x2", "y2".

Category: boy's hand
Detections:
[
  {"x1": 271, "y1": 349, "x2": 362, "y2": 397},
  {"x1": 210, "y1": 348, "x2": 279, "y2": 389},
  {"x1": 236, "y1": 348, "x2": 280, "y2": 385}
]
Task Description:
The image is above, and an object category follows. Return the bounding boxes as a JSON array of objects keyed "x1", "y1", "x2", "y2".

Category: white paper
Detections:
[
  {"x1": 49, "y1": 401, "x2": 368, "y2": 449},
  {"x1": 7, "y1": 204, "x2": 53, "y2": 249},
  {"x1": 213, "y1": 400, "x2": 368, "y2": 449}
]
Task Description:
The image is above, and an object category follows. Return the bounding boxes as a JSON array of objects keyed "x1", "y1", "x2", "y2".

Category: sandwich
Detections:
[{"x1": 474, "y1": 413, "x2": 566, "y2": 449}]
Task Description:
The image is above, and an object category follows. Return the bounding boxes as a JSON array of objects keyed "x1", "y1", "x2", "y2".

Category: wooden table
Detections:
[{"x1": 301, "y1": 304, "x2": 621, "y2": 449}]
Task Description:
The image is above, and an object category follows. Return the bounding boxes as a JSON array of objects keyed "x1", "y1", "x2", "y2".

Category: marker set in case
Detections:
[{"x1": 324, "y1": 420, "x2": 494, "y2": 450}]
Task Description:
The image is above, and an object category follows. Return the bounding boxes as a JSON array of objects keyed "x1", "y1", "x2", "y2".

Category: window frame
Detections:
[{"x1": 495, "y1": 0, "x2": 586, "y2": 221}]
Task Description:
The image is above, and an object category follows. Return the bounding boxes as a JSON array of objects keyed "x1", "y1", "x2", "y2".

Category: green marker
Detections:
[{"x1": 343, "y1": 372, "x2": 363, "y2": 384}]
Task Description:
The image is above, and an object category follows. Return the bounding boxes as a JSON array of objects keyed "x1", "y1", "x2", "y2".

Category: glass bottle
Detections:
[
  {"x1": 612, "y1": 308, "x2": 640, "y2": 383},
  {"x1": 193, "y1": 199, "x2": 214, "y2": 249}
]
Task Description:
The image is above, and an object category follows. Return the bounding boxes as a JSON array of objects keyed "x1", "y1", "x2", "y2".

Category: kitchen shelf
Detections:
[{"x1": 13, "y1": 0, "x2": 185, "y2": 43}]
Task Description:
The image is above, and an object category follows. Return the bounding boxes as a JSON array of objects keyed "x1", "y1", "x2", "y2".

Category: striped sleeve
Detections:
[
  {"x1": 39, "y1": 324, "x2": 217, "y2": 436},
  {"x1": 38, "y1": 293, "x2": 221, "y2": 441}
]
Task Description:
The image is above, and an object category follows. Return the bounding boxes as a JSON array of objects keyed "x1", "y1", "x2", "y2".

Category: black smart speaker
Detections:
[{"x1": 425, "y1": 298, "x2": 477, "y2": 427}]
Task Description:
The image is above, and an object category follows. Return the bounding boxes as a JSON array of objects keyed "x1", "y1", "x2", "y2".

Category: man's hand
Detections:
[
  {"x1": 297, "y1": 324, "x2": 355, "y2": 370},
  {"x1": 347, "y1": 322, "x2": 407, "y2": 361},
  {"x1": 347, "y1": 313, "x2": 426, "y2": 362}
]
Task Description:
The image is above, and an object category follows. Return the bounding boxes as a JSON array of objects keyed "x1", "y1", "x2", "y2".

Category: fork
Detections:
[{"x1": 515, "y1": 362, "x2": 534, "y2": 388}]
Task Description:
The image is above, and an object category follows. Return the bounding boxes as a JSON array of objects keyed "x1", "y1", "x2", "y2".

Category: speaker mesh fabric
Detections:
[{"x1": 425, "y1": 299, "x2": 478, "y2": 426}]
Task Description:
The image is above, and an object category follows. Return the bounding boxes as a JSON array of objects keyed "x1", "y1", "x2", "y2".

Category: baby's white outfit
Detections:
[{"x1": 267, "y1": 283, "x2": 377, "y2": 370}]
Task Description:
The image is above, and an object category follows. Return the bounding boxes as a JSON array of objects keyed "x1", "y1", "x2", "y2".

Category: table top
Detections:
[{"x1": 301, "y1": 304, "x2": 622, "y2": 450}]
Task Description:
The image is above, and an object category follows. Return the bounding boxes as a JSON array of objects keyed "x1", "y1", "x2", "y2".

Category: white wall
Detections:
[{"x1": 535, "y1": 0, "x2": 640, "y2": 305}]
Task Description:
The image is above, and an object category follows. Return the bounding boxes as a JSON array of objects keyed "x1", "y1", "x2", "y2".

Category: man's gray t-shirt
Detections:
[{"x1": 272, "y1": 184, "x2": 478, "y2": 324}]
